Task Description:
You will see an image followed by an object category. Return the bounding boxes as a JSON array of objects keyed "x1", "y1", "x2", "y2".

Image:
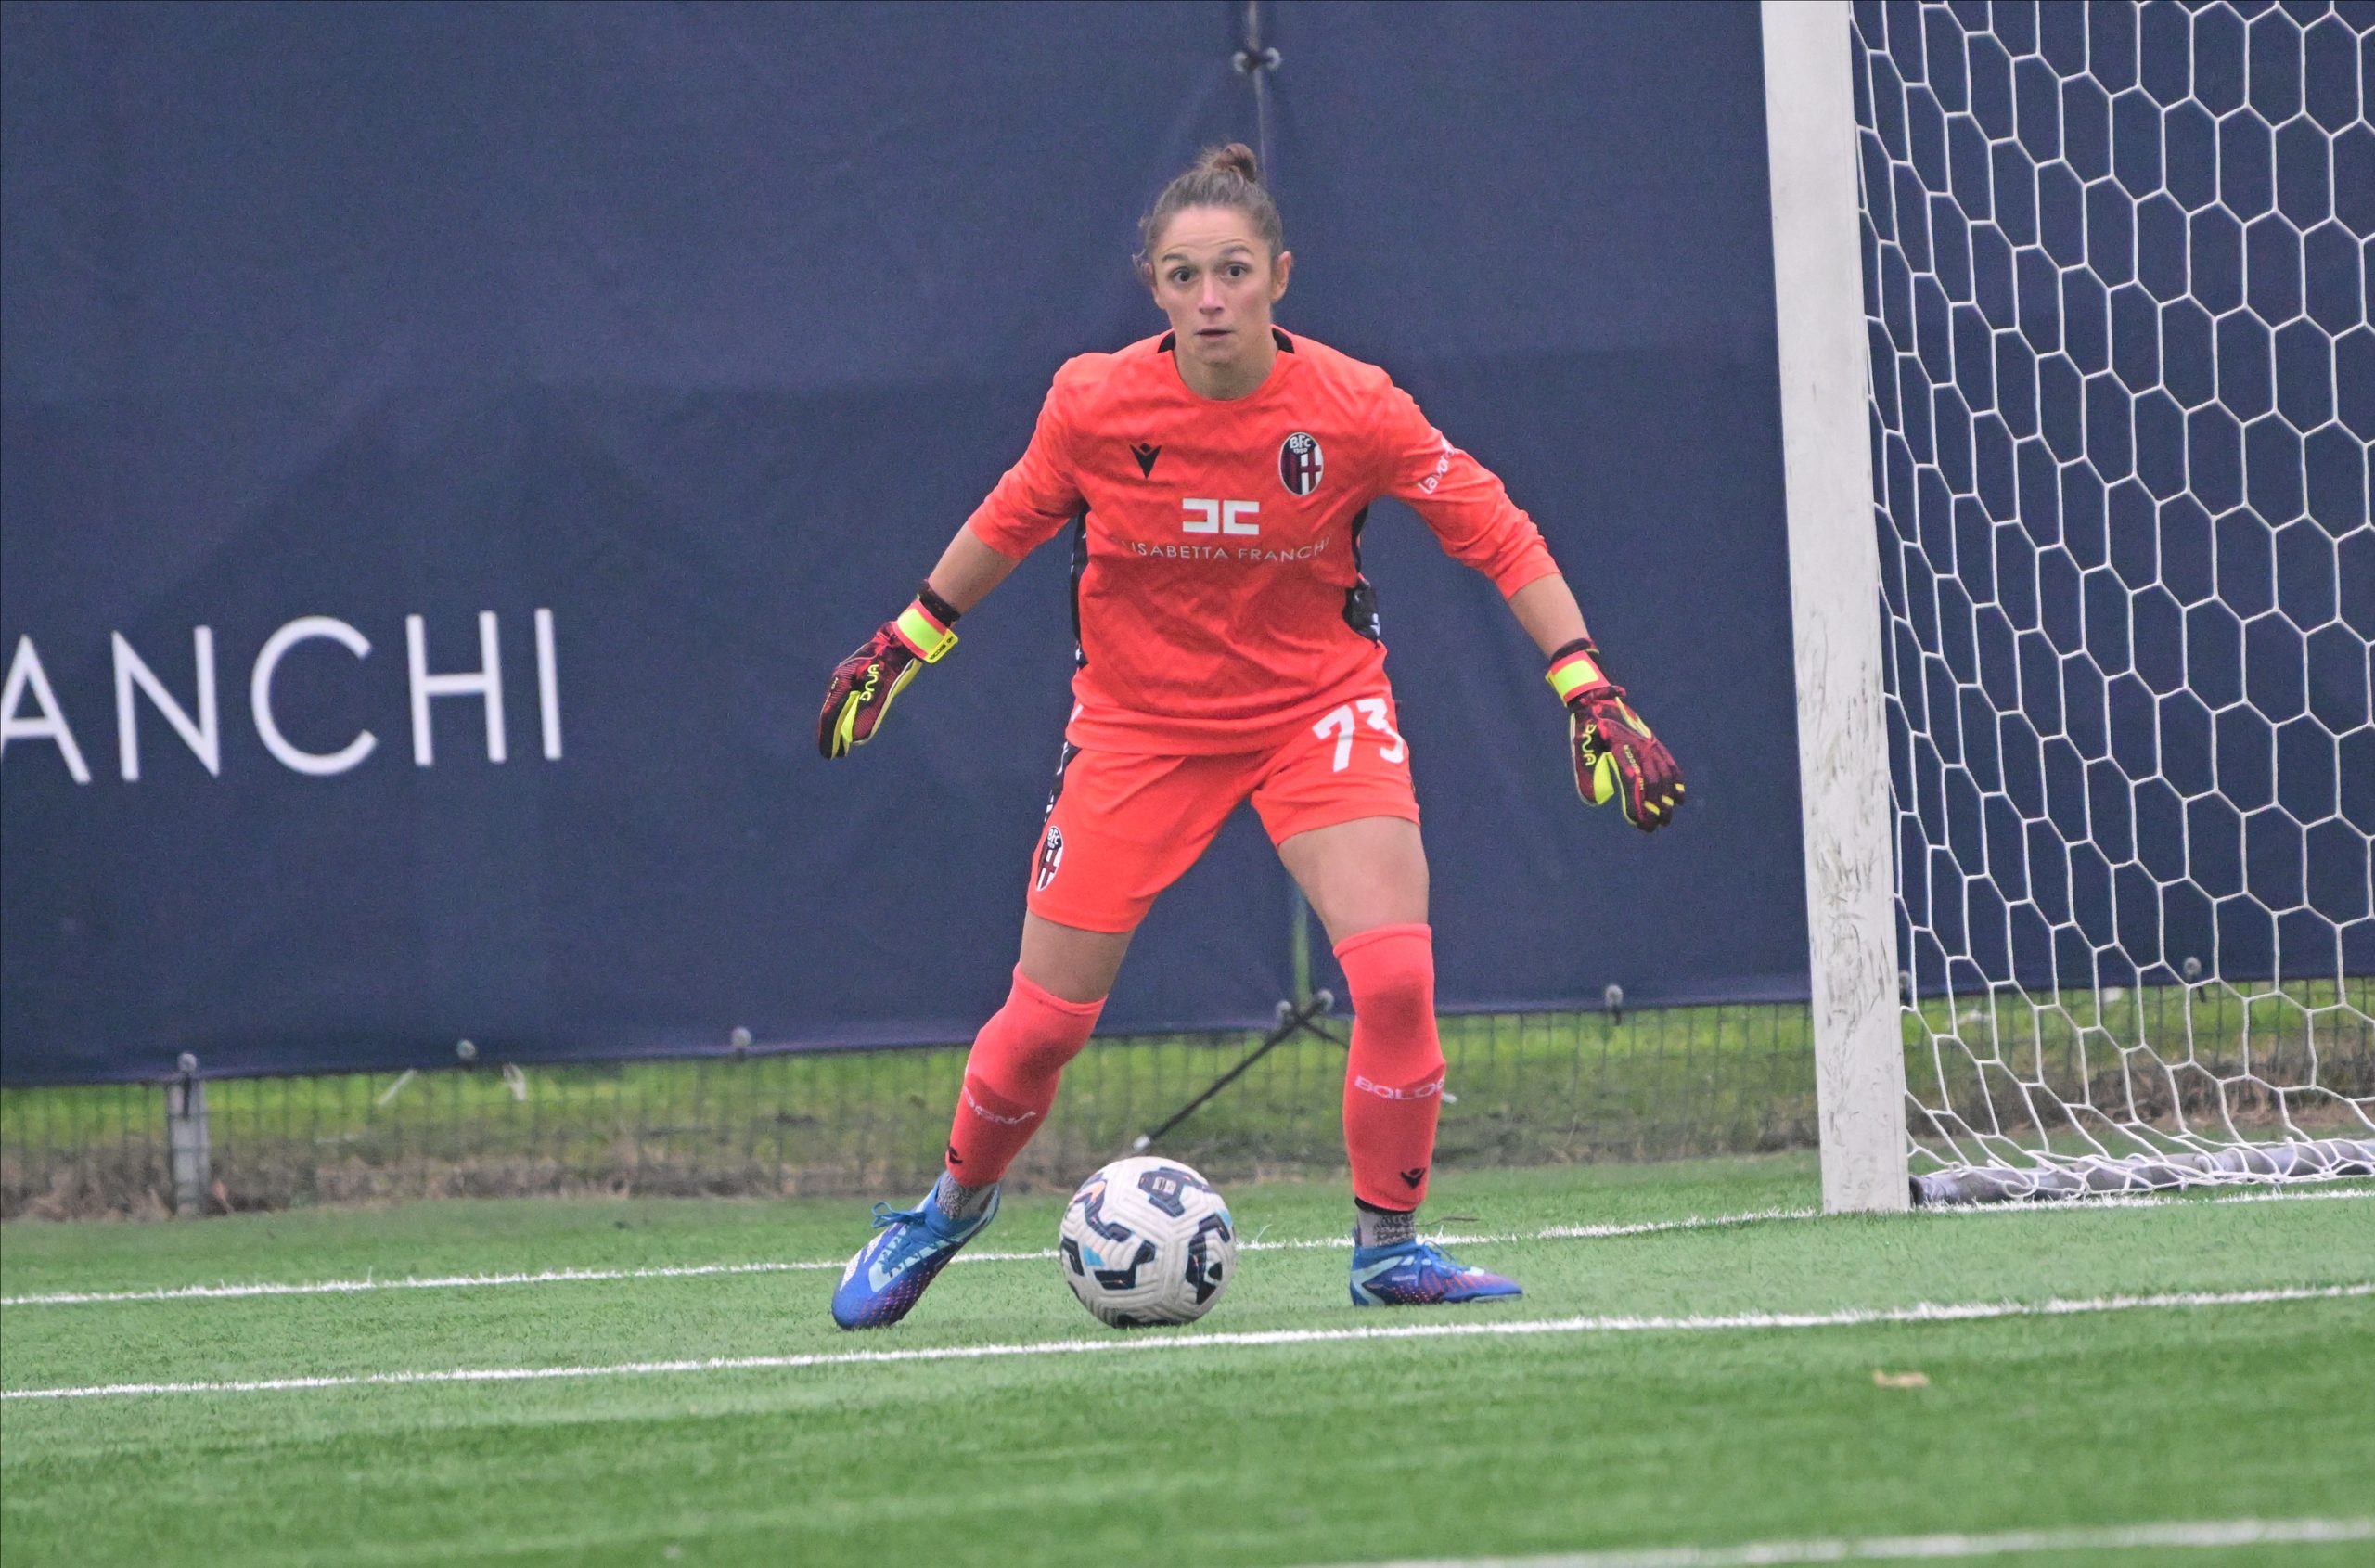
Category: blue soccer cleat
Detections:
[
  {"x1": 1349, "y1": 1236, "x2": 1523, "y2": 1307},
  {"x1": 830, "y1": 1185, "x2": 999, "y2": 1330}
]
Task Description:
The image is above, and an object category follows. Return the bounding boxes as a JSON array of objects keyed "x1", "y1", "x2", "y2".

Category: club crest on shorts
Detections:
[
  {"x1": 1278, "y1": 431, "x2": 1324, "y2": 496},
  {"x1": 1034, "y1": 825, "x2": 1065, "y2": 891}
]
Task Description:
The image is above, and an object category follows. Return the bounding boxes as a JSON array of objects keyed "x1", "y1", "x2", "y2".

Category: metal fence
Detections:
[
  {"x1": 1, "y1": 1000, "x2": 1822, "y2": 1219},
  {"x1": 11, "y1": 974, "x2": 2367, "y2": 1220}
]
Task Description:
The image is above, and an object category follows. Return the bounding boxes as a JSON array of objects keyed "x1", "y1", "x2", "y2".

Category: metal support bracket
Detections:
[{"x1": 166, "y1": 1051, "x2": 211, "y2": 1216}]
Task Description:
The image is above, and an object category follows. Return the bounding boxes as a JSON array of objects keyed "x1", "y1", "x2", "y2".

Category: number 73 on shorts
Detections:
[
  {"x1": 1311, "y1": 698, "x2": 1405, "y2": 772},
  {"x1": 1025, "y1": 691, "x2": 1420, "y2": 933}
]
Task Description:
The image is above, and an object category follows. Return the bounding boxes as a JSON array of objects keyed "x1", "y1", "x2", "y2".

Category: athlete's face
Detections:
[{"x1": 1149, "y1": 207, "x2": 1292, "y2": 382}]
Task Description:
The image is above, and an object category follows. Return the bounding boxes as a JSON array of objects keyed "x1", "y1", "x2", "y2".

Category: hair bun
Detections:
[
  {"x1": 1201, "y1": 142, "x2": 1261, "y2": 184},
  {"x1": 1136, "y1": 141, "x2": 1284, "y2": 272}
]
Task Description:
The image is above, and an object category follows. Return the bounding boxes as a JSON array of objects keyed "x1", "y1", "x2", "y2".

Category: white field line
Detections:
[
  {"x1": 5, "y1": 1281, "x2": 2366, "y2": 1403},
  {"x1": 1290, "y1": 1515, "x2": 2375, "y2": 1568},
  {"x1": 5, "y1": 1184, "x2": 2368, "y2": 1310},
  {"x1": 0, "y1": 1209, "x2": 1809, "y2": 1307}
]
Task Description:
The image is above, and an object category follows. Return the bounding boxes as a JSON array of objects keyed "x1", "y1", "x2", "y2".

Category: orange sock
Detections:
[
  {"x1": 944, "y1": 967, "x2": 1104, "y2": 1183},
  {"x1": 1336, "y1": 922, "x2": 1444, "y2": 1211}
]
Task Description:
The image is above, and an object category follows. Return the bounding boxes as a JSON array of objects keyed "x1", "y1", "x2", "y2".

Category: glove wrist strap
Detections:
[
  {"x1": 915, "y1": 581, "x2": 963, "y2": 627},
  {"x1": 1546, "y1": 637, "x2": 1611, "y2": 702},
  {"x1": 892, "y1": 582, "x2": 961, "y2": 663}
]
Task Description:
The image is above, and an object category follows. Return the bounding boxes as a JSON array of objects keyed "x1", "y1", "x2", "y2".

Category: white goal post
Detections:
[
  {"x1": 1765, "y1": 0, "x2": 1912, "y2": 1215},
  {"x1": 1765, "y1": 0, "x2": 2373, "y2": 1211}
]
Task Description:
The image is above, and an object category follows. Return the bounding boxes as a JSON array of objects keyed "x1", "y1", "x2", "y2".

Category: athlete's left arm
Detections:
[{"x1": 1377, "y1": 382, "x2": 1685, "y2": 831}]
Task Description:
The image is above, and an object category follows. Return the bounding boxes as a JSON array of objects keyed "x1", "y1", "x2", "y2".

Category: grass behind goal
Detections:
[{"x1": 7, "y1": 978, "x2": 2369, "y2": 1218}]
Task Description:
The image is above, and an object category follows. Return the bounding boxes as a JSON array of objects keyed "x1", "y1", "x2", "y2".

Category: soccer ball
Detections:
[{"x1": 1058, "y1": 1156, "x2": 1236, "y2": 1328}]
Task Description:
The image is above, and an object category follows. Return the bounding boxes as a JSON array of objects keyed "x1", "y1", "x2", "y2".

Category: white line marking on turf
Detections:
[
  {"x1": 1, "y1": 1259, "x2": 844, "y2": 1306},
  {"x1": 0, "y1": 1209, "x2": 1812, "y2": 1307},
  {"x1": 5, "y1": 1281, "x2": 2365, "y2": 1402},
  {"x1": 4, "y1": 1185, "x2": 2366, "y2": 1309},
  {"x1": 1289, "y1": 1516, "x2": 2375, "y2": 1568}
]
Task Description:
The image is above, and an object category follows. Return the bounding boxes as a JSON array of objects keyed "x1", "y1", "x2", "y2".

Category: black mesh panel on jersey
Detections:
[
  {"x1": 1342, "y1": 505, "x2": 1380, "y2": 642},
  {"x1": 1068, "y1": 511, "x2": 1089, "y2": 668},
  {"x1": 1042, "y1": 739, "x2": 1080, "y2": 824}
]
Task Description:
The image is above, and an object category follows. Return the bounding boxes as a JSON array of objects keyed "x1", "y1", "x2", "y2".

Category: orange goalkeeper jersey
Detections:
[{"x1": 965, "y1": 328, "x2": 1559, "y2": 754}]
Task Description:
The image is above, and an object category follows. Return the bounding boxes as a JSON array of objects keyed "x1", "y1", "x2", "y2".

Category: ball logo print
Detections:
[
  {"x1": 1057, "y1": 1155, "x2": 1236, "y2": 1327},
  {"x1": 1277, "y1": 431, "x2": 1323, "y2": 495},
  {"x1": 1131, "y1": 1163, "x2": 1219, "y2": 1217},
  {"x1": 1182, "y1": 1214, "x2": 1231, "y2": 1305}
]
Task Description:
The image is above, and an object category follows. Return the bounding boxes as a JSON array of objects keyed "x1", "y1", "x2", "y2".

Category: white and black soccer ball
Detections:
[{"x1": 1058, "y1": 1156, "x2": 1236, "y2": 1328}]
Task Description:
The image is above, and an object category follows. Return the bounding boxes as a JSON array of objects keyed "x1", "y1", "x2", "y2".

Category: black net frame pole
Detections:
[
  {"x1": 1234, "y1": 0, "x2": 1279, "y2": 177},
  {"x1": 1127, "y1": 0, "x2": 1316, "y2": 1158},
  {"x1": 1134, "y1": 990, "x2": 1340, "y2": 1152}
]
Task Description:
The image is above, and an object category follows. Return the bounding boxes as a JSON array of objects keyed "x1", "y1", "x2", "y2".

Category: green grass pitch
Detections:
[{"x1": 3, "y1": 1153, "x2": 2370, "y2": 1567}]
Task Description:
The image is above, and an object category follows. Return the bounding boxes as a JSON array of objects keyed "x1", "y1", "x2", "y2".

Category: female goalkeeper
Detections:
[{"x1": 820, "y1": 144, "x2": 1684, "y2": 1330}]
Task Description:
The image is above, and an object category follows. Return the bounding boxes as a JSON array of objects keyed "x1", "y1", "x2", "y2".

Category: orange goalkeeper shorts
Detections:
[{"x1": 1025, "y1": 690, "x2": 1420, "y2": 933}]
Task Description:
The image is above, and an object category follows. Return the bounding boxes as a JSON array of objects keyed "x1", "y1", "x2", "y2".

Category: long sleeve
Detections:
[
  {"x1": 964, "y1": 377, "x2": 1086, "y2": 559},
  {"x1": 1374, "y1": 380, "x2": 1559, "y2": 598}
]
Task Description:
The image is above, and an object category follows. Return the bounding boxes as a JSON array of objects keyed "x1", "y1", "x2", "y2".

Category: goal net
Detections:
[{"x1": 1849, "y1": 0, "x2": 2373, "y2": 1202}]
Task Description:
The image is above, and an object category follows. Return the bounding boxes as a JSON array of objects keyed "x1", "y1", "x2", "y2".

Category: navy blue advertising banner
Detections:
[{"x1": 1, "y1": 2, "x2": 1805, "y2": 1084}]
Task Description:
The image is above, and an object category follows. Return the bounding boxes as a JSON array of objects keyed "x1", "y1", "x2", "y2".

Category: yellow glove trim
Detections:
[
  {"x1": 1570, "y1": 710, "x2": 1620, "y2": 806},
  {"x1": 1586, "y1": 752, "x2": 1619, "y2": 805},
  {"x1": 894, "y1": 603, "x2": 959, "y2": 663},
  {"x1": 1547, "y1": 649, "x2": 1606, "y2": 702},
  {"x1": 829, "y1": 658, "x2": 921, "y2": 755}
]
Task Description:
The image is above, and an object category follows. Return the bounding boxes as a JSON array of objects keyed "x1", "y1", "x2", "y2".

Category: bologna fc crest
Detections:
[
  {"x1": 1034, "y1": 825, "x2": 1065, "y2": 891},
  {"x1": 1278, "y1": 431, "x2": 1324, "y2": 496}
]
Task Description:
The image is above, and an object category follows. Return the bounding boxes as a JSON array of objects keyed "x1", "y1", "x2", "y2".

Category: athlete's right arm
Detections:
[
  {"x1": 921, "y1": 526, "x2": 1022, "y2": 614},
  {"x1": 817, "y1": 372, "x2": 1085, "y2": 758}
]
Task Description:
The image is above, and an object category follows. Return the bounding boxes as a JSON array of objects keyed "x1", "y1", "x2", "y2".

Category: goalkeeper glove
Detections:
[
  {"x1": 1547, "y1": 637, "x2": 1685, "y2": 831},
  {"x1": 817, "y1": 583, "x2": 962, "y2": 758}
]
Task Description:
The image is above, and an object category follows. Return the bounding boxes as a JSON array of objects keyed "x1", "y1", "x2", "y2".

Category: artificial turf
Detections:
[{"x1": 2, "y1": 1153, "x2": 2369, "y2": 1567}]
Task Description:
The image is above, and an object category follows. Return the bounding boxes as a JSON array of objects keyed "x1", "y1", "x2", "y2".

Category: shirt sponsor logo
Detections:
[
  {"x1": 1183, "y1": 498, "x2": 1259, "y2": 535},
  {"x1": 1279, "y1": 431, "x2": 1324, "y2": 496},
  {"x1": 1127, "y1": 538, "x2": 1330, "y2": 565},
  {"x1": 1418, "y1": 436, "x2": 1453, "y2": 494}
]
